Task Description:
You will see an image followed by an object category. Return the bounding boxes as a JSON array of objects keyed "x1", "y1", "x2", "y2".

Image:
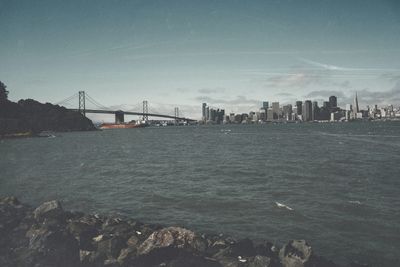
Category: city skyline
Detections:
[{"x1": 1, "y1": 0, "x2": 400, "y2": 119}]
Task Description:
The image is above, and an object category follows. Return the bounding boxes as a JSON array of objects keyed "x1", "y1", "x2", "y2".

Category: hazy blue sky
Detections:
[{"x1": 1, "y1": 0, "x2": 400, "y2": 118}]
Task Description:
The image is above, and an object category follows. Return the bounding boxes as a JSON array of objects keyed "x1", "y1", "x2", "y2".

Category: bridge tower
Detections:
[
  {"x1": 78, "y1": 91, "x2": 86, "y2": 116},
  {"x1": 115, "y1": 110, "x2": 125, "y2": 124},
  {"x1": 142, "y1": 100, "x2": 148, "y2": 122},
  {"x1": 174, "y1": 107, "x2": 179, "y2": 125}
]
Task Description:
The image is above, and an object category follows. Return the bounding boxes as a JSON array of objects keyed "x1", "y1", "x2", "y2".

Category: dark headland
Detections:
[
  {"x1": 0, "y1": 81, "x2": 95, "y2": 138},
  {"x1": 0, "y1": 197, "x2": 370, "y2": 267}
]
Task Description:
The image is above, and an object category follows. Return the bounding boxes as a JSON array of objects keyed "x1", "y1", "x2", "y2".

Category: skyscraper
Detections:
[
  {"x1": 353, "y1": 92, "x2": 359, "y2": 113},
  {"x1": 262, "y1": 101, "x2": 269, "y2": 109},
  {"x1": 303, "y1": 100, "x2": 312, "y2": 121},
  {"x1": 272, "y1": 102, "x2": 280, "y2": 120},
  {"x1": 296, "y1": 101, "x2": 302, "y2": 115},
  {"x1": 202, "y1": 103, "x2": 207, "y2": 121},
  {"x1": 329, "y1": 96, "x2": 337, "y2": 108},
  {"x1": 352, "y1": 91, "x2": 360, "y2": 119},
  {"x1": 312, "y1": 101, "x2": 319, "y2": 121}
]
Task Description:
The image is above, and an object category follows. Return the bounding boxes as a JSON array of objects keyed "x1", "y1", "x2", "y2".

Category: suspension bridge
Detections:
[{"x1": 56, "y1": 91, "x2": 197, "y2": 123}]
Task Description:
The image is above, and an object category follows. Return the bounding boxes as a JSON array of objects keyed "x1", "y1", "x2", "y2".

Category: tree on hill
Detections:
[{"x1": 0, "y1": 81, "x2": 9, "y2": 102}]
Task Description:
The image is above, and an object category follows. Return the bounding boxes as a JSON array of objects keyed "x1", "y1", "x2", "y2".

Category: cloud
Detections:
[
  {"x1": 305, "y1": 90, "x2": 347, "y2": 99},
  {"x1": 198, "y1": 88, "x2": 225, "y2": 94},
  {"x1": 195, "y1": 95, "x2": 259, "y2": 106},
  {"x1": 274, "y1": 92, "x2": 294, "y2": 97}
]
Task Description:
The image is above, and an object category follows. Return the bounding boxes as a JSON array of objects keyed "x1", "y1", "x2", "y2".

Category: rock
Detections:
[
  {"x1": 230, "y1": 238, "x2": 256, "y2": 257},
  {"x1": 248, "y1": 255, "x2": 273, "y2": 267},
  {"x1": 117, "y1": 246, "x2": 137, "y2": 266},
  {"x1": 104, "y1": 257, "x2": 119, "y2": 266},
  {"x1": 96, "y1": 235, "x2": 126, "y2": 259},
  {"x1": 126, "y1": 234, "x2": 141, "y2": 247},
  {"x1": 33, "y1": 200, "x2": 65, "y2": 222},
  {"x1": 279, "y1": 240, "x2": 314, "y2": 267},
  {"x1": 138, "y1": 227, "x2": 208, "y2": 256},
  {"x1": 25, "y1": 224, "x2": 80, "y2": 266},
  {"x1": 255, "y1": 242, "x2": 275, "y2": 257},
  {"x1": 165, "y1": 251, "x2": 222, "y2": 267},
  {"x1": 68, "y1": 220, "x2": 99, "y2": 250}
]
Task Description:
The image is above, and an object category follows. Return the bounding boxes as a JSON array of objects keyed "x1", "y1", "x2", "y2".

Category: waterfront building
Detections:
[
  {"x1": 303, "y1": 100, "x2": 312, "y2": 121},
  {"x1": 272, "y1": 102, "x2": 280, "y2": 120},
  {"x1": 229, "y1": 113, "x2": 235, "y2": 122},
  {"x1": 259, "y1": 108, "x2": 266, "y2": 121},
  {"x1": 352, "y1": 91, "x2": 360, "y2": 119},
  {"x1": 202, "y1": 103, "x2": 207, "y2": 121},
  {"x1": 329, "y1": 96, "x2": 337, "y2": 108},
  {"x1": 282, "y1": 104, "x2": 293, "y2": 121},
  {"x1": 267, "y1": 107, "x2": 274, "y2": 121},
  {"x1": 296, "y1": 101, "x2": 302, "y2": 115},
  {"x1": 312, "y1": 101, "x2": 319, "y2": 121}
]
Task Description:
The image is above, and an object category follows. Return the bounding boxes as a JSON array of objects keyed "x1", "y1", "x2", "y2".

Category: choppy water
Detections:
[{"x1": 1, "y1": 122, "x2": 400, "y2": 266}]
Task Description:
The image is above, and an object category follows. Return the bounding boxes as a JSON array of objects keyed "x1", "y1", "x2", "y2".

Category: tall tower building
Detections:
[
  {"x1": 202, "y1": 103, "x2": 207, "y2": 121},
  {"x1": 329, "y1": 96, "x2": 337, "y2": 108},
  {"x1": 312, "y1": 101, "x2": 319, "y2": 121},
  {"x1": 296, "y1": 101, "x2": 303, "y2": 115},
  {"x1": 352, "y1": 91, "x2": 360, "y2": 119},
  {"x1": 262, "y1": 101, "x2": 269, "y2": 109},
  {"x1": 272, "y1": 102, "x2": 280, "y2": 120},
  {"x1": 303, "y1": 100, "x2": 312, "y2": 121},
  {"x1": 353, "y1": 92, "x2": 359, "y2": 113}
]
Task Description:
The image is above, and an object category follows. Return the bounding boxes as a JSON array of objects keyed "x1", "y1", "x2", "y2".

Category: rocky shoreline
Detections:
[{"x1": 0, "y1": 197, "x2": 367, "y2": 267}]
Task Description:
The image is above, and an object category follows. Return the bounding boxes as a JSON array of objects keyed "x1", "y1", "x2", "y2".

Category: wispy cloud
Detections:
[
  {"x1": 195, "y1": 95, "x2": 260, "y2": 106},
  {"x1": 198, "y1": 88, "x2": 225, "y2": 94},
  {"x1": 297, "y1": 57, "x2": 400, "y2": 72}
]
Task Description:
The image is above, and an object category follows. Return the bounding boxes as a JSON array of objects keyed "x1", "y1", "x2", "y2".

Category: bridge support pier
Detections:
[
  {"x1": 78, "y1": 91, "x2": 86, "y2": 116},
  {"x1": 115, "y1": 110, "x2": 124, "y2": 124}
]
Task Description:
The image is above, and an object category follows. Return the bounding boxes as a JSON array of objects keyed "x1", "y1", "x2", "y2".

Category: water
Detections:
[{"x1": 1, "y1": 122, "x2": 400, "y2": 266}]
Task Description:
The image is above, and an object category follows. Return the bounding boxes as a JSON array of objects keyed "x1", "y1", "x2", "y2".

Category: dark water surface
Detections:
[{"x1": 1, "y1": 122, "x2": 400, "y2": 266}]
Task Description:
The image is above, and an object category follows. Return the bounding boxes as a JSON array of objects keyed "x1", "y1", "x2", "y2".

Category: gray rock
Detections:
[
  {"x1": 138, "y1": 227, "x2": 208, "y2": 255},
  {"x1": 230, "y1": 238, "x2": 256, "y2": 257},
  {"x1": 117, "y1": 246, "x2": 137, "y2": 266},
  {"x1": 33, "y1": 200, "x2": 64, "y2": 222},
  {"x1": 25, "y1": 224, "x2": 80, "y2": 267},
  {"x1": 96, "y1": 235, "x2": 126, "y2": 259},
  {"x1": 248, "y1": 255, "x2": 273, "y2": 267},
  {"x1": 68, "y1": 220, "x2": 99, "y2": 250},
  {"x1": 279, "y1": 240, "x2": 313, "y2": 267}
]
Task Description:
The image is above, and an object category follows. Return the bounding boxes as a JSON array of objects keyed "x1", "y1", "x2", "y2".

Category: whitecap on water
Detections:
[
  {"x1": 348, "y1": 200, "x2": 362, "y2": 205},
  {"x1": 275, "y1": 202, "x2": 294, "y2": 211}
]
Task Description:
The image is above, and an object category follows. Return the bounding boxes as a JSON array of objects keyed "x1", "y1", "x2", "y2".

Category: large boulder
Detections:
[
  {"x1": 279, "y1": 240, "x2": 314, "y2": 267},
  {"x1": 23, "y1": 224, "x2": 80, "y2": 267},
  {"x1": 248, "y1": 255, "x2": 273, "y2": 267},
  {"x1": 138, "y1": 227, "x2": 208, "y2": 255},
  {"x1": 33, "y1": 200, "x2": 65, "y2": 223}
]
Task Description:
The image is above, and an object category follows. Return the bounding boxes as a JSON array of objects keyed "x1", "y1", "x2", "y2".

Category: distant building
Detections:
[
  {"x1": 329, "y1": 96, "x2": 337, "y2": 108},
  {"x1": 303, "y1": 100, "x2": 312, "y2": 121},
  {"x1": 312, "y1": 101, "x2": 319, "y2": 121},
  {"x1": 262, "y1": 101, "x2": 269, "y2": 109},
  {"x1": 352, "y1": 91, "x2": 360, "y2": 119},
  {"x1": 266, "y1": 107, "x2": 274, "y2": 121},
  {"x1": 296, "y1": 101, "x2": 303, "y2": 115},
  {"x1": 202, "y1": 103, "x2": 207, "y2": 121},
  {"x1": 282, "y1": 104, "x2": 293, "y2": 121},
  {"x1": 272, "y1": 102, "x2": 280, "y2": 120}
]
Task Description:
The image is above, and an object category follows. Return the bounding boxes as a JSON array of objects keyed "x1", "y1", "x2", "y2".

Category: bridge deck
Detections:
[{"x1": 68, "y1": 109, "x2": 196, "y2": 122}]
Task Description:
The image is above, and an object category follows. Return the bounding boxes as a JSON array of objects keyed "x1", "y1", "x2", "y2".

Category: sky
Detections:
[{"x1": 1, "y1": 0, "x2": 400, "y2": 119}]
